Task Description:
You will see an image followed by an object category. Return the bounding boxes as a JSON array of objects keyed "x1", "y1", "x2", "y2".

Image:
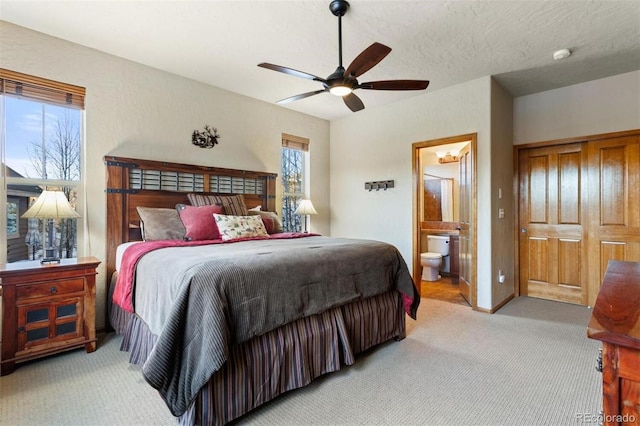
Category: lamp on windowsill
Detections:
[
  {"x1": 294, "y1": 199, "x2": 317, "y2": 233},
  {"x1": 21, "y1": 190, "x2": 80, "y2": 264}
]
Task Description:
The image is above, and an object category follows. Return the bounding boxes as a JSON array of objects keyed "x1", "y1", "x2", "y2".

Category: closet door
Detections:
[
  {"x1": 518, "y1": 143, "x2": 589, "y2": 305},
  {"x1": 587, "y1": 135, "x2": 640, "y2": 306}
]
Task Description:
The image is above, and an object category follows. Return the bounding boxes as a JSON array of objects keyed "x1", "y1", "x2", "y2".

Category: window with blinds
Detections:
[
  {"x1": 1, "y1": 68, "x2": 85, "y2": 263},
  {"x1": 1, "y1": 69, "x2": 85, "y2": 109}
]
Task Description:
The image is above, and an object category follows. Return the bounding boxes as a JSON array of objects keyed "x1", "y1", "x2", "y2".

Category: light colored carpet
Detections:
[{"x1": 0, "y1": 297, "x2": 602, "y2": 425}]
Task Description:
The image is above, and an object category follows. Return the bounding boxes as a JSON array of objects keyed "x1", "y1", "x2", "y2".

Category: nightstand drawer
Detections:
[{"x1": 16, "y1": 278, "x2": 85, "y2": 300}]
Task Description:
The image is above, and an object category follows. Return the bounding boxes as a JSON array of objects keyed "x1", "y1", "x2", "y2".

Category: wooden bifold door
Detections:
[{"x1": 518, "y1": 130, "x2": 640, "y2": 307}]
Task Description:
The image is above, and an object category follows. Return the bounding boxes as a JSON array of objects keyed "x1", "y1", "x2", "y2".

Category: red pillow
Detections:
[
  {"x1": 176, "y1": 204, "x2": 224, "y2": 240},
  {"x1": 260, "y1": 216, "x2": 275, "y2": 234}
]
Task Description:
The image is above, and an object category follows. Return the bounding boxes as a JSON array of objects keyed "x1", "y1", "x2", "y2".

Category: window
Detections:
[
  {"x1": 1, "y1": 69, "x2": 85, "y2": 263},
  {"x1": 281, "y1": 134, "x2": 309, "y2": 232},
  {"x1": 6, "y1": 198, "x2": 19, "y2": 238}
]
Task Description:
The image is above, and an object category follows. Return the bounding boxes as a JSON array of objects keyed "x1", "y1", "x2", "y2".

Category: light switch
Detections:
[{"x1": 498, "y1": 208, "x2": 505, "y2": 219}]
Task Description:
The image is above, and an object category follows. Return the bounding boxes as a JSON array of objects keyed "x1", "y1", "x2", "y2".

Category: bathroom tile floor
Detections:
[{"x1": 420, "y1": 275, "x2": 470, "y2": 306}]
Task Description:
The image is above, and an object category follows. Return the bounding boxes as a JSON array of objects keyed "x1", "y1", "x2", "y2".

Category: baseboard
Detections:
[{"x1": 476, "y1": 294, "x2": 515, "y2": 314}]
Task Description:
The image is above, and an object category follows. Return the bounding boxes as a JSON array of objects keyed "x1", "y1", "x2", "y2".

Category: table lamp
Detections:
[
  {"x1": 294, "y1": 199, "x2": 317, "y2": 233},
  {"x1": 21, "y1": 190, "x2": 80, "y2": 264}
]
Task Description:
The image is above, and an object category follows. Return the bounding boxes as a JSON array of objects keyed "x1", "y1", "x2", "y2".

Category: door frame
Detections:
[{"x1": 412, "y1": 133, "x2": 478, "y2": 310}]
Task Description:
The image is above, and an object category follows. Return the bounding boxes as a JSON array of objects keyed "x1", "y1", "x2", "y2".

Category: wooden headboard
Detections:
[{"x1": 104, "y1": 155, "x2": 277, "y2": 279}]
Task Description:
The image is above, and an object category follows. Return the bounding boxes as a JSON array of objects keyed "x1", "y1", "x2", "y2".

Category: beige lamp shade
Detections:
[
  {"x1": 21, "y1": 190, "x2": 81, "y2": 219},
  {"x1": 294, "y1": 199, "x2": 317, "y2": 234},
  {"x1": 294, "y1": 199, "x2": 317, "y2": 216}
]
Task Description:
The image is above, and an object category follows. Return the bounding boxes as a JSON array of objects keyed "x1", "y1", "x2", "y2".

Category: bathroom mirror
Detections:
[{"x1": 421, "y1": 152, "x2": 459, "y2": 222}]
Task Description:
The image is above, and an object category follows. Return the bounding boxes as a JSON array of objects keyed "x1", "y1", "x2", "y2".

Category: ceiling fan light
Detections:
[{"x1": 329, "y1": 85, "x2": 353, "y2": 96}]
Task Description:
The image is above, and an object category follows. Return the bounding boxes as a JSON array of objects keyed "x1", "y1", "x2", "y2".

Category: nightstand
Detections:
[{"x1": 0, "y1": 256, "x2": 101, "y2": 376}]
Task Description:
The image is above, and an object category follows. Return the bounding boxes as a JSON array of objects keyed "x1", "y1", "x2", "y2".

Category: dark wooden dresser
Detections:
[{"x1": 587, "y1": 260, "x2": 640, "y2": 425}]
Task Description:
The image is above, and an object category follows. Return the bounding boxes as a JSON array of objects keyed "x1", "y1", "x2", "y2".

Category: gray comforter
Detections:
[{"x1": 134, "y1": 236, "x2": 418, "y2": 416}]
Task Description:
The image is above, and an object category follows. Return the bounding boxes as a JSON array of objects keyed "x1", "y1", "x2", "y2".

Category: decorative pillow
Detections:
[
  {"x1": 260, "y1": 216, "x2": 275, "y2": 234},
  {"x1": 136, "y1": 206, "x2": 186, "y2": 241},
  {"x1": 213, "y1": 214, "x2": 269, "y2": 241},
  {"x1": 176, "y1": 204, "x2": 224, "y2": 241},
  {"x1": 187, "y1": 193, "x2": 248, "y2": 216},
  {"x1": 248, "y1": 210, "x2": 283, "y2": 234},
  {"x1": 248, "y1": 205, "x2": 262, "y2": 211}
]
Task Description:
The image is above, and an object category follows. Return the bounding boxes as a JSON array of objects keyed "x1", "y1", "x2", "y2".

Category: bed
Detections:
[{"x1": 105, "y1": 156, "x2": 420, "y2": 425}]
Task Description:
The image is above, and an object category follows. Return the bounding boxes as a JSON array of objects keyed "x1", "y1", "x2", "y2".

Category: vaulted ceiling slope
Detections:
[{"x1": 1, "y1": 1, "x2": 639, "y2": 121}]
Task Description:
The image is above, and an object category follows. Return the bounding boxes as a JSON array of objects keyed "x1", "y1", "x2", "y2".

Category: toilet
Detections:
[{"x1": 421, "y1": 235, "x2": 450, "y2": 281}]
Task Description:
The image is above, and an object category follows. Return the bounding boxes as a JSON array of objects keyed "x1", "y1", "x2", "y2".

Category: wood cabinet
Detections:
[
  {"x1": 587, "y1": 260, "x2": 640, "y2": 425},
  {"x1": 0, "y1": 257, "x2": 101, "y2": 376}
]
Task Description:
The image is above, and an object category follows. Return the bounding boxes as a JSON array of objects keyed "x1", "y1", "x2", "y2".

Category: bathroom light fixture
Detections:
[
  {"x1": 436, "y1": 150, "x2": 459, "y2": 164},
  {"x1": 553, "y1": 48, "x2": 571, "y2": 60}
]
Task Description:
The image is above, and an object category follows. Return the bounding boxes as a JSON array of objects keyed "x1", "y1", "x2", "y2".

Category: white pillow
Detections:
[{"x1": 213, "y1": 214, "x2": 269, "y2": 241}]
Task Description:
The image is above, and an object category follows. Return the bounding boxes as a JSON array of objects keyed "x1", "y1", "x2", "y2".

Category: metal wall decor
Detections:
[
  {"x1": 192, "y1": 125, "x2": 221, "y2": 149},
  {"x1": 365, "y1": 180, "x2": 394, "y2": 191}
]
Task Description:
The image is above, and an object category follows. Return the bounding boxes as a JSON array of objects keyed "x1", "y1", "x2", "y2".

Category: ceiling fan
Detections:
[{"x1": 258, "y1": 0, "x2": 429, "y2": 112}]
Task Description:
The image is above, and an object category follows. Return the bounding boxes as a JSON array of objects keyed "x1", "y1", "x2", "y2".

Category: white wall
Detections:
[
  {"x1": 330, "y1": 77, "x2": 495, "y2": 310},
  {"x1": 490, "y1": 78, "x2": 515, "y2": 306},
  {"x1": 329, "y1": 70, "x2": 640, "y2": 313},
  {"x1": 0, "y1": 22, "x2": 330, "y2": 329},
  {"x1": 514, "y1": 71, "x2": 640, "y2": 145}
]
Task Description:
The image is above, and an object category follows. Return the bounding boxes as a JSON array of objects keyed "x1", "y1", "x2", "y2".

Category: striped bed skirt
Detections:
[{"x1": 110, "y1": 289, "x2": 406, "y2": 425}]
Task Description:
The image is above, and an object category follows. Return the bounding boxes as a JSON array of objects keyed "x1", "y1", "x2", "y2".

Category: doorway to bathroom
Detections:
[{"x1": 412, "y1": 134, "x2": 477, "y2": 308}]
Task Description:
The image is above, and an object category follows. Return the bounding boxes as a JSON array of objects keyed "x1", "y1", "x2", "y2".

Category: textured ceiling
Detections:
[{"x1": 1, "y1": 0, "x2": 639, "y2": 121}]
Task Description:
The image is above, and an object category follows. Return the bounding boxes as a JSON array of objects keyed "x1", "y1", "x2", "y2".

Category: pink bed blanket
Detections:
[{"x1": 113, "y1": 233, "x2": 318, "y2": 313}]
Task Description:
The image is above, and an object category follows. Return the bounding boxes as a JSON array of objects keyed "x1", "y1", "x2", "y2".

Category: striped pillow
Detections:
[{"x1": 187, "y1": 193, "x2": 248, "y2": 216}]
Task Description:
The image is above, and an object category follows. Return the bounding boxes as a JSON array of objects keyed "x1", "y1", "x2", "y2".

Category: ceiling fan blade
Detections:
[
  {"x1": 276, "y1": 89, "x2": 328, "y2": 105},
  {"x1": 359, "y1": 80, "x2": 430, "y2": 91},
  {"x1": 343, "y1": 92, "x2": 365, "y2": 112},
  {"x1": 344, "y1": 42, "x2": 392, "y2": 78},
  {"x1": 258, "y1": 63, "x2": 327, "y2": 83}
]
